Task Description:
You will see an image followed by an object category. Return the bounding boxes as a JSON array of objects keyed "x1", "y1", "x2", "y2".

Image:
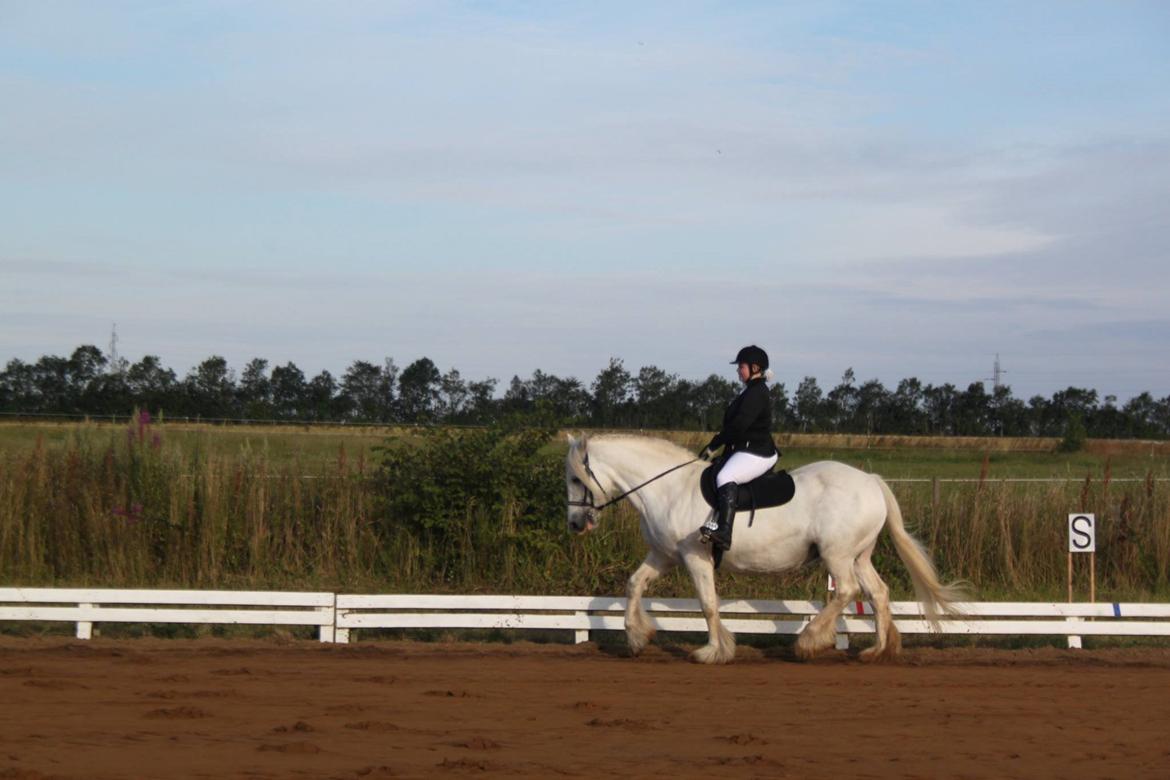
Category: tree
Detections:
[
  {"x1": 794, "y1": 376, "x2": 824, "y2": 432},
  {"x1": 990, "y1": 384, "x2": 1029, "y2": 436},
  {"x1": 955, "y1": 382, "x2": 992, "y2": 436},
  {"x1": 31, "y1": 354, "x2": 70, "y2": 412},
  {"x1": 503, "y1": 370, "x2": 590, "y2": 425},
  {"x1": 634, "y1": 365, "x2": 676, "y2": 428},
  {"x1": 305, "y1": 370, "x2": 337, "y2": 420},
  {"x1": 1153, "y1": 395, "x2": 1170, "y2": 438},
  {"x1": 1121, "y1": 392, "x2": 1159, "y2": 438},
  {"x1": 185, "y1": 356, "x2": 237, "y2": 418},
  {"x1": 923, "y1": 384, "x2": 958, "y2": 435},
  {"x1": 340, "y1": 360, "x2": 395, "y2": 422},
  {"x1": 502, "y1": 375, "x2": 532, "y2": 415},
  {"x1": 399, "y1": 357, "x2": 441, "y2": 422},
  {"x1": 126, "y1": 356, "x2": 177, "y2": 415},
  {"x1": 6, "y1": 343, "x2": 1170, "y2": 439},
  {"x1": 270, "y1": 362, "x2": 308, "y2": 419},
  {"x1": 769, "y1": 383, "x2": 795, "y2": 430},
  {"x1": 853, "y1": 379, "x2": 889, "y2": 434},
  {"x1": 590, "y1": 358, "x2": 632, "y2": 427},
  {"x1": 464, "y1": 378, "x2": 499, "y2": 424},
  {"x1": 887, "y1": 377, "x2": 925, "y2": 434},
  {"x1": 68, "y1": 345, "x2": 108, "y2": 410},
  {"x1": 824, "y1": 368, "x2": 858, "y2": 432},
  {"x1": 1059, "y1": 412, "x2": 1088, "y2": 452},
  {"x1": 438, "y1": 368, "x2": 468, "y2": 420},
  {"x1": 238, "y1": 358, "x2": 272, "y2": 420},
  {"x1": 0, "y1": 359, "x2": 38, "y2": 411},
  {"x1": 692, "y1": 373, "x2": 738, "y2": 431}
]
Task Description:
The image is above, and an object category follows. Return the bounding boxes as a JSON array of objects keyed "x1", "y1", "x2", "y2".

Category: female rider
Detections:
[{"x1": 698, "y1": 345, "x2": 779, "y2": 551}]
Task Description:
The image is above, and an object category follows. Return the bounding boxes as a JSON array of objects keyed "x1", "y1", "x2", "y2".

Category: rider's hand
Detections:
[{"x1": 698, "y1": 446, "x2": 717, "y2": 462}]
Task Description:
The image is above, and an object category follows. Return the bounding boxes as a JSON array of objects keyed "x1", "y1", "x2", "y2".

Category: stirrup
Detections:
[
  {"x1": 699, "y1": 515, "x2": 719, "y2": 543},
  {"x1": 709, "y1": 525, "x2": 733, "y2": 551}
]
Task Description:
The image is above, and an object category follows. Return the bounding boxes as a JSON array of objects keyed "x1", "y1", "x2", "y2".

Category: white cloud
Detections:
[{"x1": 1, "y1": 3, "x2": 1168, "y2": 401}]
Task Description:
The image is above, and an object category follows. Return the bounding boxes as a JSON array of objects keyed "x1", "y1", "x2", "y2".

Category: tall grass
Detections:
[
  {"x1": 0, "y1": 417, "x2": 381, "y2": 590},
  {"x1": 1, "y1": 418, "x2": 1167, "y2": 600}
]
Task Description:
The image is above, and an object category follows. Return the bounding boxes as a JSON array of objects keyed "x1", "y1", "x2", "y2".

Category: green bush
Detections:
[
  {"x1": 374, "y1": 426, "x2": 569, "y2": 589},
  {"x1": 1060, "y1": 413, "x2": 1088, "y2": 453}
]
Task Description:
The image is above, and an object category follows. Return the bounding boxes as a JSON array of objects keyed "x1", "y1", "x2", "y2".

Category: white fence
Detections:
[
  {"x1": 4, "y1": 589, "x2": 1170, "y2": 649},
  {"x1": 0, "y1": 588, "x2": 338, "y2": 642}
]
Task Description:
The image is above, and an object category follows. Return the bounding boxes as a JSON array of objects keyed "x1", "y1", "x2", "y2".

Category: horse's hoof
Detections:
[
  {"x1": 793, "y1": 641, "x2": 824, "y2": 662},
  {"x1": 691, "y1": 646, "x2": 717, "y2": 664},
  {"x1": 860, "y1": 646, "x2": 899, "y2": 664},
  {"x1": 627, "y1": 631, "x2": 654, "y2": 657}
]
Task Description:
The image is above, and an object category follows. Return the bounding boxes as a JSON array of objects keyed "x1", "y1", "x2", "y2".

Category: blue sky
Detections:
[{"x1": 2, "y1": 1, "x2": 1168, "y2": 400}]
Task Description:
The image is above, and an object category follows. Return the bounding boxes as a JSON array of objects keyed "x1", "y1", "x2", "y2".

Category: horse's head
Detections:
[{"x1": 565, "y1": 434, "x2": 602, "y2": 534}]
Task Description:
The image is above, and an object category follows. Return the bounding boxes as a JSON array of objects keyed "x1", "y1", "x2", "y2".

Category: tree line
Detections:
[{"x1": 2, "y1": 345, "x2": 1168, "y2": 439}]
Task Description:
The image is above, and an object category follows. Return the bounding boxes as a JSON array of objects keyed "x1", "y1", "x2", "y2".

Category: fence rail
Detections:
[
  {"x1": 4, "y1": 589, "x2": 1170, "y2": 649},
  {"x1": 0, "y1": 588, "x2": 337, "y2": 642}
]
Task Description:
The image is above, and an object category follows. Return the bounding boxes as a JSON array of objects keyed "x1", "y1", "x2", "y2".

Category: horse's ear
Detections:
[{"x1": 566, "y1": 433, "x2": 576, "y2": 446}]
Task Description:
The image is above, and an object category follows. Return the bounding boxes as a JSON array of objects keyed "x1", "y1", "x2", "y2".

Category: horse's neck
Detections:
[{"x1": 591, "y1": 439, "x2": 685, "y2": 514}]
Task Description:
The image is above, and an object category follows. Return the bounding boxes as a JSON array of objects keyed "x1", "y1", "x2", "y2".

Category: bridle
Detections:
[{"x1": 568, "y1": 452, "x2": 699, "y2": 513}]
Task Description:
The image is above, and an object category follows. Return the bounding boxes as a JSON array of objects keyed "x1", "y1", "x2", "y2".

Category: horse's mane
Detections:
[{"x1": 567, "y1": 433, "x2": 694, "y2": 485}]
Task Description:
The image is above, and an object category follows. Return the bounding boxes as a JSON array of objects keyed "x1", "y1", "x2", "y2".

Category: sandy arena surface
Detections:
[{"x1": 1, "y1": 637, "x2": 1169, "y2": 779}]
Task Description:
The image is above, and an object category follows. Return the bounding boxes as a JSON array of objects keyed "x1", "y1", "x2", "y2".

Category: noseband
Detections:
[{"x1": 568, "y1": 453, "x2": 698, "y2": 513}]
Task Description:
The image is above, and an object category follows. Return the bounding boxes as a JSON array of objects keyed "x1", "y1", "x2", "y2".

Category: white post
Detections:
[
  {"x1": 1066, "y1": 616, "x2": 1083, "y2": 649},
  {"x1": 1067, "y1": 513, "x2": 1095, "y2": 649},
  {"x1": 574, "y1": 611, "x2": 589, "y2": 644},
  {"x1": 76, "y1": 603, "x2": 94, "y2": 640},
  {"x1": 318, "y1": 599, "x2": 336, "y2": 643},
  {"x1": 828, "y1": 577, "x2": 849, "y2": 649}
]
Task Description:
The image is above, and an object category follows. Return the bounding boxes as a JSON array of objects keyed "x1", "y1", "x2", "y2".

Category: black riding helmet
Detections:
[{"x1": 731, "y1": 345, "x2": 769, "y2": 372}]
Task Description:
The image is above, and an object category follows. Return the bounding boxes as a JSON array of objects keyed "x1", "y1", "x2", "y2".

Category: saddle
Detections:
[{"x1": 700, "y1": 463, "x2": 795, "y2": 526}]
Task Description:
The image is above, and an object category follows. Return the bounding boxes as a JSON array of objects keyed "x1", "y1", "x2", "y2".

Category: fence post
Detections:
[
  {"x1": 77, "y1": 603, "x2": 94, "y2": 640},
  {"x1": 1066, "y1": 616, "x2": 1083, "y2": 649},
  {"x1": 318, "y1": 596, "x2": 337, "y2": 643},
  {"x1": 932, "y1": 477, "x2": 940, "y2": 508},
  {"x1": 574, "y1": 611, "x2": 589, "y2": 644}
]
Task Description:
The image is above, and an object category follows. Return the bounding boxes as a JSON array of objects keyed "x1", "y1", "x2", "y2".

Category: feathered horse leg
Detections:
[
  {"x1": 683, "y1": 549, "x2": 736, "y2": 664},
  {"x1": 625, "y1": 551, "x2": 672, "y2": 656},
  {"x1": 796, "y1": 555, "x2": 859, "y2": 660}
]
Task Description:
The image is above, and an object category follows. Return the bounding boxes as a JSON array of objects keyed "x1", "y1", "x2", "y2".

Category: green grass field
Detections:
[
  {"x1": 1, "y1": 420, "x2": 1167, "y2": 604},
  {"x1": 4, "y1": 420, "x2": 1166, "y2": 478}
]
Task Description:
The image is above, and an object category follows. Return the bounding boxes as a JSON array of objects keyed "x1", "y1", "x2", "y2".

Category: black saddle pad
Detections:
[{"x1": 701, "y1": 464, "x2": 796, "y2": 512}]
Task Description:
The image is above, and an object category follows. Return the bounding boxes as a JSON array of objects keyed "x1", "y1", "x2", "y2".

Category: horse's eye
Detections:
[{"x1": 570, "y1": 477, "x2": 581, "y2": 484}]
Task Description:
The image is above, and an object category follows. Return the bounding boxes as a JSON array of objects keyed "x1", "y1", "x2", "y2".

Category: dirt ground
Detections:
[{"x1": 1, "y1": 637, "x2": 1169, "y2": 779}]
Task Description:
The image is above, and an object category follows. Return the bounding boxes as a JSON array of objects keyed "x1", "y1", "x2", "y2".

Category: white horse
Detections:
[{"x1": 565, "y1": 434, "x2": 964, "y2": 664}]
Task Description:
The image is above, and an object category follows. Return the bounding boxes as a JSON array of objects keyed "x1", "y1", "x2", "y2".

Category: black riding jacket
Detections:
[{"x1": 705, "y1": 377, "x2": 779, "y2": 458}]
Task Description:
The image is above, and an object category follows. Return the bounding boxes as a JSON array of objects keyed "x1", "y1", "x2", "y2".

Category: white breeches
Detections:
[{"x1": 715, "y1": 451, "x2": 779, "y2": 487}]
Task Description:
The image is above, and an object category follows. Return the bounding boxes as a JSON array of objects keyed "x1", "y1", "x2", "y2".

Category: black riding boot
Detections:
[{"x1": 708, "y1": 482, "x2": 738, "y2": 551}]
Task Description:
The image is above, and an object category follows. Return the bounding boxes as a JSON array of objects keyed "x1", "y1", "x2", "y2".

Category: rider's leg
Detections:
[
  {"x1": 705, "y1": 482, "x2": 737, "y2": 551},
  {"x1": 700, "y1": 451, "x2": 778, "y2": 550}
]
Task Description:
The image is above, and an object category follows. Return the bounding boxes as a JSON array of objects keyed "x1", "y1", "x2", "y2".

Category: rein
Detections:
[{"x1": 569, "y1": 454, "x2": 700, "y2": 512}]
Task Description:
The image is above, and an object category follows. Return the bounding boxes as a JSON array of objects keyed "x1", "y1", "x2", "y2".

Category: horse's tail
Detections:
[{"x1": 875, "y1": 475, "x2": 968, "y2": 630}]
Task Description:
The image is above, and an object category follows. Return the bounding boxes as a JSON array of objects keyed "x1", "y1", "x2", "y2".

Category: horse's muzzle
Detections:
[{"x1": 568, "y1": 514, "x2": 598, "y2": 534}]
